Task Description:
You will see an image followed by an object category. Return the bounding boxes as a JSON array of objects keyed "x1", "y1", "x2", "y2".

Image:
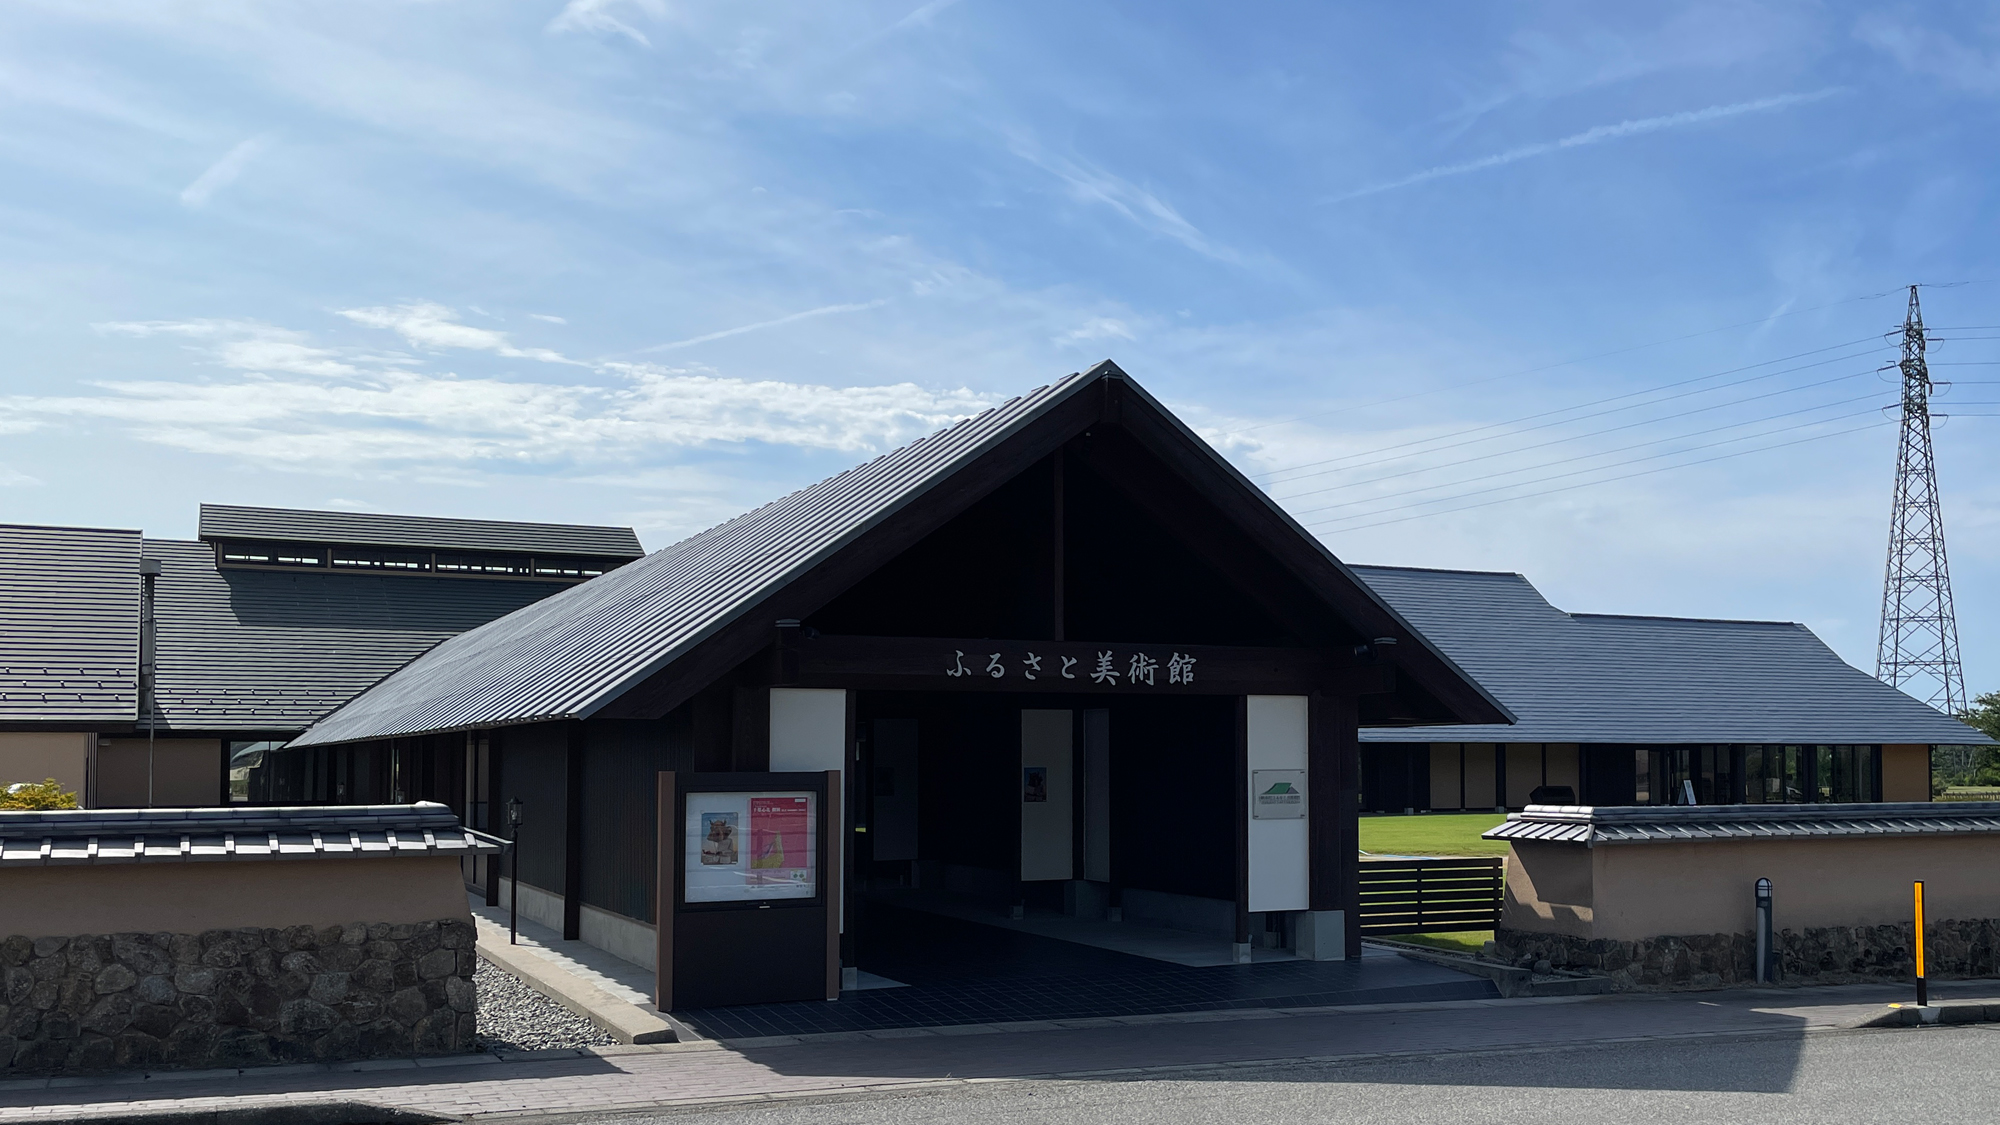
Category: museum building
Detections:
[
  {"x1": 1351, "y1": 565, "x2": 1989, "y2": 813},
  {"x1": 279, "y1": 362, "x2": 1512, "y2": 1005}
]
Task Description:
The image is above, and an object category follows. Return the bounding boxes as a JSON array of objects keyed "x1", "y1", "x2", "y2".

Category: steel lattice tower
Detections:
[{"x1": 1875, "y1": 285, "x2": 1968, "y2": 713}]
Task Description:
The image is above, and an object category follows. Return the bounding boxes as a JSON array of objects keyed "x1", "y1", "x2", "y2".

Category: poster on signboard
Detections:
[
  {"x1": 683, "y1": 791, "x2": 818, "y2": 904},
  {"x1": 747, "y1": 796, "x2": 812, "y2": 888}
]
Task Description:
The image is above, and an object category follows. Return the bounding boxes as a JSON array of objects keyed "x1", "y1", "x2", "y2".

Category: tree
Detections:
[
  {"x1": 1935, "y1": 692, "x2": 2000, "y2": 795},
  {"x1": 0, "y1": 778, "x2": 80, "y2": 810},
  {"x1": 1964, "y1": 691, "x2": 2000, "y2": 744}
]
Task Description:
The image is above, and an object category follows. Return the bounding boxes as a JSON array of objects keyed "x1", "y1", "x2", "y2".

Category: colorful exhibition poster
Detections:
[{"x1": 683, "y1": 791, "x2": 818, "y2": 903}]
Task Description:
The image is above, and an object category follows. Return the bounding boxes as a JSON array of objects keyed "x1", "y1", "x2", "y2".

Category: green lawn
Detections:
[
  {"x1": 1358, "y1": 811, "x2": 1509, "y2": 858},
  {"x1": 1393, "y1": 930, "x2": 1493, "y2": 956}
]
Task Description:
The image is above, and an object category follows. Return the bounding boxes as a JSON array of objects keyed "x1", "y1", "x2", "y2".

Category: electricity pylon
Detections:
[{"x1": 1875, "y1": 285, "x2": 1968, "y2": 714}]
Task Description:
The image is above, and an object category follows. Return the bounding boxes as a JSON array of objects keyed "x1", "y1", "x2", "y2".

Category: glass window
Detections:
[
  {"x1": 435, "y1": 552, "x2": 531, "y2": 576},
  {"x1": 330, "y1": 546, "x2": 431, "y2": 571},
  {"x1": 227, "y1": 740, "x2": 286, "y2": 803},
  {"x1": 1817, "y1": 745, "x2": 1881, "y2": 803},
  {"x1": 216, "y1": 540, "x2": 327, "y2": 568},
  {"x1": 530, "y1": 556, "x2": 617, "y2": 579}
]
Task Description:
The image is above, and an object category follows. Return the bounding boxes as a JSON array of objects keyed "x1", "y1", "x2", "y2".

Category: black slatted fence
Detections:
[{"x1": 1357, "y1": 857, "x2": 1504, "y2": 935}]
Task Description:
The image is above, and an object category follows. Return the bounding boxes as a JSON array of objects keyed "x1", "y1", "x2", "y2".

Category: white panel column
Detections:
[
  {"x1": 769, "y1": 688, "x2": 848, "y2": 930},
  {"x1": 1246, "y1": 695, "x2": 1309, "y2": 913},
  {"x1": 1020, "y1": 710, "x2": 1075, "y2": 882}
]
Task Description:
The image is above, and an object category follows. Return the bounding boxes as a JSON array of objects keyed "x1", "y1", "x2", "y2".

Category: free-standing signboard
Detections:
[{"x1": 656, "y1": 772, "x2": 838, "y2": 1011}]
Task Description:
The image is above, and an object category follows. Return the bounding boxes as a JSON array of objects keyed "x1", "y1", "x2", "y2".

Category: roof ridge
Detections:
[
  {"x1": 1572, "y1": 611, "x2": 1804, "y2": 628},
  {"x1": 1349, "y1": 563, "x2": 1528, "y2": 579}
]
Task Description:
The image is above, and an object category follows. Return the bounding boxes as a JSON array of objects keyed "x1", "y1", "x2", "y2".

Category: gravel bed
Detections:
[{"x1": 476, "y1": 958, "x2": 618, "y2": 1051}]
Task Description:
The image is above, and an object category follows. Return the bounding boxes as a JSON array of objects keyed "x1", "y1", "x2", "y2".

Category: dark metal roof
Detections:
[
  {"x1": 1352, "y1": 565, "x2": 1992, "y2": 747},
  {"x1": 144, "y1": 538, "x2": 574, "y2": 733},
  {"x1": 0, "y1": 524, "x2": 141, "y2": 724},
  {"x1": 0, "y1": 801, "x2": 500, "y2": 866},
  {"x1": 1485, "y1": 801, "x2": 2000, "y2": 846},
  {"x1": 293, "y1": 365, "x2": 1508, "y2": 748},
  {"x1": 198, "y1": 504, "x2": 643, "y2": 558}
]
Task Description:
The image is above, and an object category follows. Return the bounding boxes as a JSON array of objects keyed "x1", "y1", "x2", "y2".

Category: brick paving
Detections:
[{"x1": 0, "y1": 982, "x2": 1990, "y2": 1122}]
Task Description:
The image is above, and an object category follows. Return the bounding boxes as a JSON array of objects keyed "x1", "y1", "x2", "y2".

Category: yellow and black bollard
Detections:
[{"x1": 1914, "y1": 880, "x2": 1928, "y2": 1008}]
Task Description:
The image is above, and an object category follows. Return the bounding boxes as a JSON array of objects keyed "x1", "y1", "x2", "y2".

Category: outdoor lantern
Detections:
[{"x1": 506, "y1": 797, "x2": 524, "y2": 945}]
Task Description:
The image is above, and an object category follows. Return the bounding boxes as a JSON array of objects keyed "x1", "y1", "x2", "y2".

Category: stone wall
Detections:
[
  {"x1": 1496, "y1": 918, "x2": 2000, "y2": 990},
  {"x1": 1, "y1": 919, "x2": 476, "y2": 1073}
]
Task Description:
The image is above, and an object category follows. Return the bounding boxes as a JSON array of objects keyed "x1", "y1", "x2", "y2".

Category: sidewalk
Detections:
[{"x1": 3, "y1": 981, "x2": 1993, "y2": 1122}]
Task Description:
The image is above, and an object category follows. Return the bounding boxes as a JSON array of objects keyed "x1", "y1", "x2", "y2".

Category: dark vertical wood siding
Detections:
[
  {"x1": 579, "y1": 713, "x2": 691, "y2": 923},
  {"x1": 499, "y1": 721, "x2": 570, "y2": 894}
]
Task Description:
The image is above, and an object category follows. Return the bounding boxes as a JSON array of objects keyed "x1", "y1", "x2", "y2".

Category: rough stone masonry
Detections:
[{"x1": 1, "y1": 919, "x2": 477, "y2": 1073}]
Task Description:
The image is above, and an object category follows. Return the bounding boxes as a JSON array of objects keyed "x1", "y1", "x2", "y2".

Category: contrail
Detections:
[
  {"x1": 1326, "y1": 89, "x2": 1841, "y2": 204},
  {"x1": 636, "y1": 300, "x2": 889, "y2": 353}
]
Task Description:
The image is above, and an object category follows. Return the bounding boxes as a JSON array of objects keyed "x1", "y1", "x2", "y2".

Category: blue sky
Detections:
[{"x1": 1, "y1": 1, "x2": 1995, "y2": 702}]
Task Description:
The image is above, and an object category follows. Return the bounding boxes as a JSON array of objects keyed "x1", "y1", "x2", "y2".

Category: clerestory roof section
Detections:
[
  {"x1": 142, "y1": 538, "x2": 576, "y2": 734},
  {"x1": 198, "y1": 504, "x2": 643, "y2": 558},
  {"x1": 1353, "y1": 564, "x2": 1993, "y2": 747},
  {"x1": 0, "y1": 524, "x2": 142, "y2": 725},
  {"x1": 292, "y1": 364, "x2": 1510, "y2": 748}
]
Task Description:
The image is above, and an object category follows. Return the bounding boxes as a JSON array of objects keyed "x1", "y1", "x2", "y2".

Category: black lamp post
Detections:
[{"x1": 507, "y1": 797, "x2": 524, "y2": 946}]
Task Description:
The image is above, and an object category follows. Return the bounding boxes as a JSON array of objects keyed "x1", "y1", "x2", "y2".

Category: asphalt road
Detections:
[{"x1": 545, "y1": 1025, "x2": 2000, "y2": 1125}]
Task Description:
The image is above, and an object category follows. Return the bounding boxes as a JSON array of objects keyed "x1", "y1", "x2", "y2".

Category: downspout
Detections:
[{"x1": 139, "y1": 557, "x2": 161, "y2": 806}]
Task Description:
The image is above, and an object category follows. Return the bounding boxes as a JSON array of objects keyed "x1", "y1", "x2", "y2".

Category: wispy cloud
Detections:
[
  {"x1": 337, "y1": 302, "x2": 581, "y2": 365},
  {"x1": 1007, "y1": 133, "x2": 1236, "y2": 263},
  {"x1": 548, "y1": 0, "x2": 667, "y2": 48},
  {"x1": 1057, "y1": 317, "x2": 1135, "y2": 345},
  {"x1": 529, "y1": 313, "x2": 568, "y2": 324},
  {"x1": 95, "y1": 318, "x2": 362, "y2": 378},
  {"x1": 4, "y1": 306, "x2": 998, "y2": 474},
  {"x1": 179, "y1": 134, "x2": 272, "y2": 208},
  {"x1": 0, "y1": 465, "x2": 40, "y2": 486},
  {"x1": 1328, "y1": 90, "x2": 1841, "y2": 203},
  {"x1": 1857, "y1": 18, "x2": 2000, "y2": 94},
  {"x1": 892, "y1": 0, "x2": 965, "y2": 32},
  {"x1": 633, "y1": 300, "x2": 890, "y2": 353}
]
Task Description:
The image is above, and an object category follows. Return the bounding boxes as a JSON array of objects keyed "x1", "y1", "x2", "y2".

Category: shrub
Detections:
[{"x1": 0, "y1": 778, "x2": 81, "y2": 810}]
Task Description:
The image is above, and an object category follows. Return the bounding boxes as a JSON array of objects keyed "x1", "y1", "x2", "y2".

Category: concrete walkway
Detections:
[
  {"x1": 467, "y1": 899, "x2": 688, "y2": 1045},
  {"x1": 3, "y1": 981, "x2": 1994, "y2": 1122}
]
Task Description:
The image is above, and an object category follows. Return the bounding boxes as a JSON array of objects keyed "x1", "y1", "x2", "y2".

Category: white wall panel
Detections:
[
  {"x1": 1246, "y1": 695, "x2": 1309, "y2": 913},
  {"x1": 1020, "y1": 709, "x2": 1074, "y2": 882}
]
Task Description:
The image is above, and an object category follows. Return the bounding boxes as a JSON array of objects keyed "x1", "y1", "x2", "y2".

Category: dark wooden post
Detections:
[
  {"x1": 1233, "y1": 695, "x2": 1251, "y2": 955},
  {"x1": 826, "y1": 768, "x2": 843, "y2": 1001},
  {"x1": 1309, "y1": 691, "x2": 1362, "y2": 959},
  {"x1": 563, "y1": 719, "x2": 585, "y2": 941},
  {"x1": 654, "y1": 771, "x2": 675, "y2": 1011}
]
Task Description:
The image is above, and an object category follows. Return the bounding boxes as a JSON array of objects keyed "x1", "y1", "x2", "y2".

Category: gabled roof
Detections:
[
  {"x1": 144, "y1": 538, "x2": 575, "y2": 733},
  {"x1": 293, "y1": 364, "x2": 1508, "y2": 748},
  {"x1": 1353, "y1": 564, "x2": 1992, "y2": 746},
  {"x1": 0, "y1": 524, "x2": 141, "y2": 726},
  {"x1": 199, "y1": 503, "x2": 643, "y2": 558}
]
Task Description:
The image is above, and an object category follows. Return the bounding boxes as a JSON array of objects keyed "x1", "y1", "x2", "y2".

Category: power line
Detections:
[
  {"x1": 1288, "y1": 394, "x2": 1888, "y2": 517},
  {"x1": 1219, "y1": 289, "x2": 1912, "y2": 441},
  {"x1": 1260, "y1": 337, "x2": 1889, "y2": 487},
  {"x1": 1306, "y1": 417, "x2": 1892, "y2": 535},
  {"x1": 1301, "y1": 408, "x2": 1889, "y2": 528},
  {"x1": 1275, "y1": 365, "x2": 1885, "y2": 504}
]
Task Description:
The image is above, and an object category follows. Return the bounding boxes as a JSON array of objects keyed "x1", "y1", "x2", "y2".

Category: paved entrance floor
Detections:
[
  {"x1": 672, "y1": 903, "x2": 1498, "y2": 1039},
  {"x1": 5, "y1": 983, "x2": 1997, "y2": 1122}
]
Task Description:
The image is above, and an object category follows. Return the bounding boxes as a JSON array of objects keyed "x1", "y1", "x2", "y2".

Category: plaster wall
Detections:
[
  {"x1": 94, "y1": 739, "x2": 222, "y2": 807},
  {"x1": 1882, "y1": 744, "x2": 1931, "y2": 803},
  {"x1": 0, "y1": 732, "x2": 90, "y2": 798},
  {"x1": 0, "y1": 856, "x2": 473, "y2": 938},
  {"x1": 1504, "y1": 835, "x2": 2000, "y2": 942}
]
